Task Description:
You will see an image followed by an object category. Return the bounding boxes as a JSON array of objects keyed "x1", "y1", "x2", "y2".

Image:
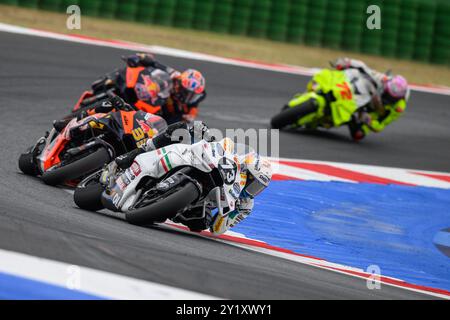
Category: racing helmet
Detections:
[
  {"x1": 173, "y1": 69, "x2": 205, "y2": 105},
  {"x1": 243, "y1": 153, "x2": 272, "y2": 198},
  {"x1": 135, "y1": 69, "x2": 172, "y2": 106},
  {"x1": 382, "y1": 75, "x2": 409, "y2": 104}
]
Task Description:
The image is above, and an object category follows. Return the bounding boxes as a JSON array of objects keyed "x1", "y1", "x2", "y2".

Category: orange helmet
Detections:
[{"x1": 174, "y1": 69, "x2": 205, "y2": 105}]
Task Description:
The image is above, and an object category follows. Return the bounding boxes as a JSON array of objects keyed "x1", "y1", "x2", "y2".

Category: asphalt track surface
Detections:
[{"x1": 0, "y1": 31, "x2": 448, "y2": 299}]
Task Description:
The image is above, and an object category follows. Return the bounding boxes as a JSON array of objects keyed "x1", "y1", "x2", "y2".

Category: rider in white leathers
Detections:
[{"x1": 101, "y1": 121, "x2": 272, "y2": 234}]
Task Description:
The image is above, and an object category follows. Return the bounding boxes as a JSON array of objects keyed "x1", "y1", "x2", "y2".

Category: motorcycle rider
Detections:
[
  {"x1": 331, "y1": 57, "x2": 409, "y2": 140},
  {"x1": 123, "y1": 53, "x2": 207, "y2": 124},
  {"x1": 100, "y1": 121, "x2": 272, "y2": 235},
  {"x1": 54, "y1": 53, "x2": 206, "y2": 131},
  {"x1": 52, "y1": 67, "x2": 172, "y2": 132}
]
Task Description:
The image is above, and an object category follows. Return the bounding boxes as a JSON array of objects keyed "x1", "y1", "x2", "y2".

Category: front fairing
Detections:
[
  {"x1": 313, "y1": 69, "x2": 358, "y2": 126},
  {"x1": 36, "y1": 114, "x2": 109, "y2": 172}
]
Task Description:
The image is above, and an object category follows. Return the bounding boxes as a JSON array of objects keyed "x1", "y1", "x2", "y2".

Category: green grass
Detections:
[{"x1": 0, "y1": 4, "x2": 449, "y2": 86}]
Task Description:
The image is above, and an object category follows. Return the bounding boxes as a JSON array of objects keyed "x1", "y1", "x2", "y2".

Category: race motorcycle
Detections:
[
  {"x1": 270, "y1": 69, "x2": 358, "y2": 131},
  {"x1": 18, "y1": 107, "x2": 167, "y2": 186},
  {"x1": 73, "y1": 138, "x2": 248, "y2": 230},
  {"x1": 71, "y1": 58, "x2": 170, "y2": 117}
]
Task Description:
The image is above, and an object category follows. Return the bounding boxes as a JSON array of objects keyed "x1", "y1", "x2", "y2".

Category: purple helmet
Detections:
[{"x1": 384, "y1": 75, "x2": 408, "y2": 100}]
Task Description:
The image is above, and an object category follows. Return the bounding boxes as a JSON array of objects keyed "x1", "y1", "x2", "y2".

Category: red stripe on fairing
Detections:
[
  {"x1": 272, "y1": 174, "x2": 303, "y2": 181},
  {"x1": 279, "y1": 160, "x2": 416, "y2": 186},
  {"x1": 411, "y1": 171, "x2": 450, "y2": 183},
  {"x1": 313, "y1": 264, "x2": 450, "y2": 297},
  {"x1": 165, "y1": 223, "x2": 324, "y2": 261},
  {"x1": 160, "y1": 159, "x2": 168, "y2": 172}
]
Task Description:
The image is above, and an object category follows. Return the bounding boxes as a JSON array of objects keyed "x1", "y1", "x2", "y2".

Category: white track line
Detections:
[
  {"x1": 0, "y1": 22, "x2": 449, "y2": 96},
  {"x1": 268, "y1": 156, "x2": 450, "y2": 189},
  {"x1": 275, "y1": 163, "x2": 355, "y2": 182},
  {"x1": 159, "y1": 222, "x2": 450, "y2": 299},
  {"x1": 0, "y1": 249, "x2": 218, "y2": 300}
]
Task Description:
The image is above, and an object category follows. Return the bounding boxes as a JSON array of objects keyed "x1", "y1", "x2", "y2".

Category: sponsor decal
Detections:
[
  {"x1": 135, "y1": 74, "x2": 160, "y2": 104},
  {"x1": 122, "y1": 113, "x2": 130, "y2": 127},
  {"x1": 88, "y1": 121, "x2": 104, "y2": 130},
  {"x1": 259, "y1": 174, "x2": 270, "y2": 184},
  {"x1": 137, "y1": 119, "x2": 151, "y2": 133},
  {"x1": 159, "y1": 148, "x2": 173, "y2": 172},
  {"x1": 124, "y1": 170, "x2": 134, "y2": 182},
  {"x1": 112, "y1": 192, "x2": 121, "y2": 207},
  {"x1": 116, "y1": 177, "x2": 127, "y2": 191},
  {"x1": 240, "y1": 173, "x2": 247, "y2": 187},
  {"x1": 233, "y1": 182, "x2": 241, "y2": 195},
  {"x1": 228, "y1": 189, "x2": 238, "y2": 199},
  {"x1": 130, "y1": 161, "x2": 141, "y2": 176}
]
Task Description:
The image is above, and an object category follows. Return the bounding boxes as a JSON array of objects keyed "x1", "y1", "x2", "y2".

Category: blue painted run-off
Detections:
[
  {"x1": 0, "y1": 271, "x2": 105, "y2": 300},
  {"x1": 233, "y1": 181, "x2": 450, "y2": 291},
  {"x1": 434, "y1": 231, "x2": 450, "y2": 247}
]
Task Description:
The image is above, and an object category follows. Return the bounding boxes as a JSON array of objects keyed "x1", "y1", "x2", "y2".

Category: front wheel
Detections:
[
  {"x1": 125, "y1": 182, "x2": 200, "y2": 226},
  {"x1": 18, "y1": 152, "x2": 39, "y2": 176},
  {"x1": 270, "y1": 99, "x2": 318, "y2": 130}
]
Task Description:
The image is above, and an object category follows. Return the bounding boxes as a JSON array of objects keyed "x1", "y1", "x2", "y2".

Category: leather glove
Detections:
[
  {"x1": 99, "y1": 161, "x2": 118, "y2": 188},
  {"x1": 111, "y1": 95, "x2": 125, "y2": 108},
  {"x1": 124, "y1": 53, "x2": 155, "y2": 67}
]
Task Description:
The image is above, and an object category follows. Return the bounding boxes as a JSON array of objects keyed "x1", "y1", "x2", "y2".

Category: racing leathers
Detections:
[
  {"x1": 102, "y1": 121, "x2": 254, "y2": 235},
  {"x1": 332, "y1": 58, "x2": 407, "y2": 140},
  {"x1": 124, "y1": 53, "x2": 207, "y2": 124}
]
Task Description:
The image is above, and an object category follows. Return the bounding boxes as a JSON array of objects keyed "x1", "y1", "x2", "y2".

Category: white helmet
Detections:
[{"x1": 243, "y1": 153, "x2": 272, "y2": 197}]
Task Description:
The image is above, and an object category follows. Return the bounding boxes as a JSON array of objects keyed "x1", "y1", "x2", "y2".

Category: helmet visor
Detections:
[{"x1": 245, "y1": 175, "x2": 266, "y2": 197}]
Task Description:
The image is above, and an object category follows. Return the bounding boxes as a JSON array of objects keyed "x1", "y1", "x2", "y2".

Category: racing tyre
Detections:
[
  {"x1": 125, "y1": 181, "x2": 200, "y2": 226},
  {"x1": 74, "y1": 181, "x2": 105, "y2": 211},
  {"x1": 42, "y1": 148, "x2": 110, "y2": 186},
  {"x1": 18, "y1": 152, "x2": 39, "y2": 176},
  {"x1": 270, "y1": 100, "x2": 318, "y2": 129}
]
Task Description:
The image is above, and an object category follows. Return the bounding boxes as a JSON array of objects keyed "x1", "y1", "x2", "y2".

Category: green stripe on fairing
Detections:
[{"x1": 162, "y1": 148, "x2": 172, "y2": 170}]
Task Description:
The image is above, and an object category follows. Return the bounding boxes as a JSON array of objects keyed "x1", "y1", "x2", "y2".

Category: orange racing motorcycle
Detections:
[
  {"x1": 18, "y1": 104, "x2": 167, "y2": 186},
  {"x1": 71, "y1": 57, "x2": 171, "y2": 116}
]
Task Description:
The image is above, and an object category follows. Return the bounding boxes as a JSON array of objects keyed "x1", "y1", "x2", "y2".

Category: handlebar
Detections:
[
  {"x1": 79, "y1": 89, "x2": 137, "y2": 112},
  {"x1": 79, "y1": 89, "x2": 116, "y2": 107}
]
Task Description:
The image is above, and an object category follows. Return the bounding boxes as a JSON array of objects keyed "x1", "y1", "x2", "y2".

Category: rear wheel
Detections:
[
  {"x1": 270, "y1": 100, "x2": 318, "y2": 129},
  {"x1": 125, "y1": 182, "x2": 200, "y2": 226},
  {"x1": 18, "y1": 153, "x2": 39, "y2": 176},
  {"x1": 42, "y1": 148, "x2": 110, "y2": 186}
]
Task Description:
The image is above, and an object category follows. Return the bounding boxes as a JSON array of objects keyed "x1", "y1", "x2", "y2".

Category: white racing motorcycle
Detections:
[{"x1": 74, "y1": 137, "x2": 251, "y2": 229}]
